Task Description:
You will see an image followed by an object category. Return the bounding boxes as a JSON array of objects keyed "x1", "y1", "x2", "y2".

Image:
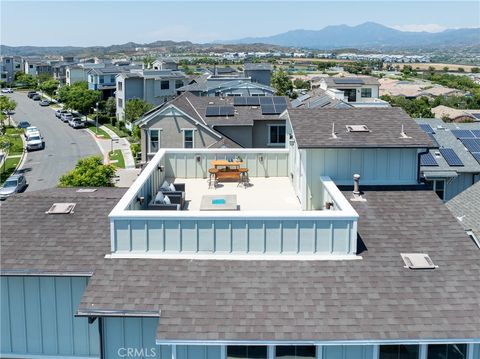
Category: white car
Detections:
[
  {"x1": 1, "y1": 88, "x2": 13, "y2": 93},
  {"x1": 61, "y1": 112, "x2": 73, "y2": 123},
  {"x1": 25, "y1": 131, "x2": 45, "y2": 151},
  {"x1": 25, "y1": 126, "x2": 39, "y2": 138}
]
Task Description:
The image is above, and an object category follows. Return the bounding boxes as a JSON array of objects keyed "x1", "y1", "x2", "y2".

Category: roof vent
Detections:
[
  {"x1": 208, "y1": 101, "x2": 214, "y2": 105},
  {"x1": 76, "y1": 188, "x2": 97, "y2": 193},
  {"x1": 46, "y1": 203, "x2": 76, "y2": 214},
  {"x1": 346, "y1": 125, "x2": 370, "y2": 132},
  {"x1": 401, "y1": 253, "x2": 437, "y2": 270}
]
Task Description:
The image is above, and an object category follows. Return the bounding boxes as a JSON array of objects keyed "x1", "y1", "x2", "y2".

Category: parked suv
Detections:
[
  {"x1": 25, "y1": 131, "x2": 45, "y2": 151},
  {"x1": 32, "y1": 94, "x2": 41, "y2": 101},
  {"x1": 71, "y1": 117, "x2": 86, "y2": 129},
  {"x1": 0, "y1": 174, "x2": 27, "y2": 200},
  {"x1": 24, "y1": 126, "x2": 40, "y2": 138},
  {"x1": 61, "y1": 112, "x2": 73, "y2": 123},
  {"x1": 55, "y1": 109, "x2": 68, "y2": 118},
  {"x1": 27, "y1": 91, "x2": 38, "y2": 98}
]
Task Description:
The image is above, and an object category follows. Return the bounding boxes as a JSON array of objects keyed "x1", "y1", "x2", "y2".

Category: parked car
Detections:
[
  {"x1": 0, "y1": 174, "x2": 27, "y2": 200},
  {"x1": 71, "y1": 118, "x2": 86, "y2": 129},
  {"x1": 1, "y1": 88, "x2": 13, "y2": 93},
  {"x1": 25, "y1": 126, "x2": 39, "y2": 138},
  {"x1": 25, "y1": 131, "x2": 45, "y2": 151},
  {"x1": 39, "y1": 99, "x2": 50, "y2": 106},
  {"x1": 32, "y1": 94, "x2": 41, "y2": 101},
  {"x1": 2, "y1": 109, "x2": 14, "y2": 115},
  {"x1": 27, "y1": 91, "x2": 37, "y2": 98},
  {"x1": 17, "y1": 121, "x2": 31, "y2": 128},
  {"x1": 55, "y1": 109, "x2": 68, "y2": 118},
  {"x1": 61, "y1": 112, "x2": 73, "y2": 123}
]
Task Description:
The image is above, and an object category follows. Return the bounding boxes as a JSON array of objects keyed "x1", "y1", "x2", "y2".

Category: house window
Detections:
[
  {"x1": 161, "y1": 80, "x2": 170, "y2": 90},
  {"x1": 148, "y1": 129, "x2": 160, "y2": 153},
  {"x1": 227, "y1": 346, "x2": 267, "y2": 359},
  {"x1": 118, "y1": 81, "x2": 123, "y2": 91},
  {"x1": 175, "y1": 80, "x2": 183, "y2": 89},
  {"x1": 427, "y1": 344, "x2": 467, "y2": 359},
  {"x1": 379, "y1": 345, "x2": 419, "y2": 359},
  {"x1": 99, "y1": 76, "x2": 104, "y2": 84},
  {"x1": 6, "y1": 59, "x2": 10, "y2": 63},
  {"x1": 29, "y1": 65, "x2": 33, "y2": 68},
  {"x1": 361, "y1": 88, "x2": 372, "y2": 98},
  {"x1": 110, "y1": 75, "x2": 115, "y2": 83},
  {"x1": 117, "y1": 98, "x2": 123, "y2": 108},
  {"x1": 183, "y1": 129, "x2": 194, "y2": 148},
  {"x1": 269, "y1": 125, "x2": 286, "y2": 145},
  {"x1": 276, "y1": 346, "x2": 316, "y2": 358}
]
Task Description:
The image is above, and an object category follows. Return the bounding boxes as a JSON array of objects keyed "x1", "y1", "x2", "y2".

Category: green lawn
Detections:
[
  {"x1": 87, "y1": 124, "x2": 111, "y2": 139},
  {"x1": 0, "y1": 157, "x2": 21, "y2": 184},
  {"x1": 4, "y1": 129, "x2": 24, "y2": 155},
  {"x1": 108, "y1": 149, "x2": 125, "y2": 168},
  {"x1": 104, "y1": 123, "x2": 129, "y2": 138}
]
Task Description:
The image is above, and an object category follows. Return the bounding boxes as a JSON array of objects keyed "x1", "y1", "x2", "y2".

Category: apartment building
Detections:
[
  {"x1": 0, "y1": 56, "x2": 22, "y2": 83},
  {"x1": 319, "y1": 76, "x2": 380, "y2": 103}
]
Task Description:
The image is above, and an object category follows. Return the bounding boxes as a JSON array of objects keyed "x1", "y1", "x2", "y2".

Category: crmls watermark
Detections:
[{"x1": 118, "y1": 347, "x2": 157, "y2": 358}]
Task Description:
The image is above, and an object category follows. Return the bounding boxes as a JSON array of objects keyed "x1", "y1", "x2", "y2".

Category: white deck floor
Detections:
[{"x1": 172, "y1": 177, "x2": 302, "y2": 211}]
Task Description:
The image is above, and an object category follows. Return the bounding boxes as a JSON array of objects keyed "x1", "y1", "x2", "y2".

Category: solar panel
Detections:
[
  {"x1": 261, "y1": 104, "x2": 276, "y2": 115},
  {"x1": 459, "y1": 138, "x2": 480, "y2": 153},
  {"x1": 333, "y1": 78, "x2": 364, "y2": 85},
  {"x1": 439, "y1": 148, "x2": 464, "y2": 166},
  {"x1": 219, "y1": 106, "x2": 234, "y2": 116},
  {"x1": 419, "y1": 124, "x2": 435, "y2": 134},
  {"x1": 246, "y1": 97, "x2": 261, "y2": 106},
  {"x1": 233, "y1": 97, "x2": 247, "y2": 106},
  {"x1": 451, "y1": 129, "x2": 474, "y2": 139},
  {"x1": 272, "y1": 96, "x2": 288, "y2": 106},
  {"x1": 471, "y1": 152, "x2": 480, "y2": 164},
  {"x1": 205, "y1": 106, "x2": 219, "y2": 116},
  {"x1": 471, "y1": 130, "x2": 480, "y2": 138},
  {"x1": 420, "y1": 152, "x2": 439, "y2": 166},
  {"x1": 273, "y1": 103, "x2": 288, "y2": 113},
  {"x1": 471, "y1": 113, "x2": 480, "y2": 120},
  {"x1": 259, "y1": 97, "x2": 273, "y2": 105}
]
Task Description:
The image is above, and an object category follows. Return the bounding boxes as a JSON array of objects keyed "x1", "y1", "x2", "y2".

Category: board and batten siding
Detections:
[
  {"x1": 0, "y1": 276, "x2": 99, "y2": 358},
  {"x1": 444, "y1": 172, "x2": 478, "y2": 201},
  {"x1": 306, "y1": 148, "x2": 418, "y2": 210},
  {"x1": 113, "y1": 218, "x2": 356, "y2": 255}
]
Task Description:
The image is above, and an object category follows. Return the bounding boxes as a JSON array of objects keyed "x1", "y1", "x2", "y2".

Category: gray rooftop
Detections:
[
  {"x1": 177, "y1": 78, "x2": 275, "y2": 94},
  {"x1": 415, "y1": 118, "x2": 480, "y2": 174},
  {"x1": 446, "y1": 181, "x2": 480, "y2": 241},
  {"x1": 0, "y1": 188, "x2": 126, "y2": 276},
  {"x1": 291, "y1": 89, "x2": 352, "y2": 109},
  {"x1": 323, "y1": 76, "x2": 380, "y2": 87},
  {"x1": 77, "y1": 189, "x2": 480, "y2": 342},
  {"x1": 287, "y1": 108, "x2": 434, "y2": 149}
]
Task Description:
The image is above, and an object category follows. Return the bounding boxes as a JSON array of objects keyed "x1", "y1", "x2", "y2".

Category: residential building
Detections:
[
  {"x1": 2, "y1": 109, "x2": 479, "y2": 359},
  {"x1": 415, "y1": 118, "x2": 480, "y2": 201},
  {"x1": 115, "y1": 68, "x2": 188, "y2": 122},
  {"x1": 152, "y1": 58, "x2": 179, "y2": 71},
  {"x1": 446, "y1": 181, "x2": 480, "y2": 249},
  {"x1": 319, "y1": 76, "x2": 380, "y2": 103},
  {"x1": 65, "y1": 63, "x2": 106, "y2": 85},
  {"x1": 134, "y1": 92, "x2": 289, "y2": 161},
  {"x1": 52, "y1": 60, "x2": 76, "y2": 85},
  {"x1": 23, "y1": 59, "x2": 53, "y2": 77},
  {"x1": 291, "y1": 88, "x2": 390, "y2": 109},
  {"x1": 88, "y1": 65, "x2": 140, "y2": 99},
  {"x1": 177, "y1": 76, "x2": 276, "y2": 97},
  {"x1": 244, "y1": 62, "x2": 273, "y2": 86},
  {"x1": 379, "y1": 78, "x2": 465, "y2": 99},
  {"x1": 431, "y1": 105, "x2": 480, "y2": 122},
  {"x1": 0, "y1": 56, "x2": 22, "y2": 83}
]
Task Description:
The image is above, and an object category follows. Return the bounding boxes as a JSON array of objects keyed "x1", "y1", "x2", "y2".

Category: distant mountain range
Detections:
[{"x1": 219, "y1": 22, "x2": 480, "y2": 49}]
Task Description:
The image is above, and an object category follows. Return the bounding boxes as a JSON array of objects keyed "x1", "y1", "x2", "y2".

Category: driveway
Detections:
[{"x1": 5, "y1": 92, "x2": 101, "y2": 191}]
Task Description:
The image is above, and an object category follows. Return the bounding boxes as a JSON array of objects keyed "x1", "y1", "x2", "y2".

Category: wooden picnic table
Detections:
[{"x1": 211, "y1": 160, "x2": 244, "y2": 169}]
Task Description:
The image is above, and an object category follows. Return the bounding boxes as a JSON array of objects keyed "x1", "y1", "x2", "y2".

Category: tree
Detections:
[
  {"x1": 104, "y1": 97, "x2": 117, "y2": 117},
  {"x1": 59, "y1": 82, "x2": 101, "y2": 117},
  {"x1": 37, "y1": 73, "x2": 53, "y2": 84},
  {"x1": 457, "y1": 67, "x2": 465, "y2": 73},
  {"x1": 38, "y1": 79, "x2": 59, "y2": 97},
  {"x1": 472, "y1": 67, "x2": 480, "y2": 74},
  {"x1": 143, "y1": 54, "x2": 155, "y2": 69},
  {"x1": 293, "y1": 78, "x2": 311, "y2": 90},
  {"x1": 271, "y1": 69, "x2": 293, "y2": 96},
  {"x1": 0, "y1": 96, "x2": 16, "y2": 126},
  {"x1": 443, "y1": 66, "x2": 449, "y2": 72},
  {"x1": 14, "y1": 73, "x2": 37, "y2": 88},
  {"x1": 59, "y1": 156, "x2": 116, "y2": 187},
  {"x1": 124, "y1": 98, "x2": 153, "y2": 124}
]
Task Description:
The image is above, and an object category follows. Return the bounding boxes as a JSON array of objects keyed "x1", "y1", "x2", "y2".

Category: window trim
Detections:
[
  {"x1": 182, "y1": 128, "x2": 195, "y2": 149},
  {"x1": 361, "y1": 87, "x2": 373, "y2": 98},
  {"x1": 160, "y1": 80, "x2": 170, "y2": 90},
  {"x1": 267, "y1": 124, "x2": 287, "y2": 147},
  {"x1": 148, "y1": 128, "x2": 162, "y2": 154}
]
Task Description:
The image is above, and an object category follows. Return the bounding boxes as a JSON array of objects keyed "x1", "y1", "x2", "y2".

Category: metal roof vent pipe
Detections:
[{"x1": 351, "y1": 174, "x2": 366, "y2": 202}]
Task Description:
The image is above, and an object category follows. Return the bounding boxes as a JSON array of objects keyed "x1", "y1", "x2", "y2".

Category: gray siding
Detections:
[
  {"x1": 1, "y1": 276, "x2": 99, "y2": 358},
  {"x1": 445, "y1": 172, "x2": 478, "y2": 201},
  {"x1": 253, "y1": 120, "x2": 286, "y2": 148},
  {"x1": 215, "y1": 126, "x2": 253, "y2": 147}
]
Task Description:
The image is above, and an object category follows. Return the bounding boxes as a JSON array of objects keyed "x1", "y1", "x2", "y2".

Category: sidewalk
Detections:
[{"x1": 100, "y1": 125, "x2": 135, "y2": 169}]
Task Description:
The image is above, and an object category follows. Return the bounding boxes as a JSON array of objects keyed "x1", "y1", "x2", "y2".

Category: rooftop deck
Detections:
[{"x1": 173, "y1": 177, "x2": 302, "y2": 211}]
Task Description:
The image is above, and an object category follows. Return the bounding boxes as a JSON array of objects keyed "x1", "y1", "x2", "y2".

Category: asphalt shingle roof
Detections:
[
  {"x1": 0, "y1": 187, "x2": 126, "y2": 276},
  {"x1": 288, "y1": 108, "x2": 434, "y2": 149},
  {"x1": 323, "y1": 76, "x2": 380, "y2": 86},
  {"x1": 446, "y1": 181, "x2": 480, "y2": 240},
  {"x1": 77, "y1": 189, "x2": 480, "y2": 342}
]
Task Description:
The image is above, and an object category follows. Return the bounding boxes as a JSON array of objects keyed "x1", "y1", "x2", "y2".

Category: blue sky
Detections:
[{"x1": 1, "y1": 1, "x2": 479, "y2": 46}]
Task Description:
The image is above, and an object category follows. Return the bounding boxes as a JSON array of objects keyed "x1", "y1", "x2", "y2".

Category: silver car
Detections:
[
  {"x1": 61, "y1": 112, "x2": 73, "y2": 123},
  {"x1": 0, "y1": 174, "x2": 27, "y2": 200}
]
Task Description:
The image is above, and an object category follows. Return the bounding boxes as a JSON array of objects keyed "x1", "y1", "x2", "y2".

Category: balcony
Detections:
[{"x1": 108, "y1": 148, "x2": 359, "y2": 259}]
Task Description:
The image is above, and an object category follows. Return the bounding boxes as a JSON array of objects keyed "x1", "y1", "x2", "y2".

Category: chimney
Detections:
[{"x1": 353, "y1": 174, "x2": 361, "y2": 195}]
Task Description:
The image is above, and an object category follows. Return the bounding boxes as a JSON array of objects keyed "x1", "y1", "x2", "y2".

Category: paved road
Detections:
[{"x1": 6, "y1": 92, "x2": 101, "y2": 191}]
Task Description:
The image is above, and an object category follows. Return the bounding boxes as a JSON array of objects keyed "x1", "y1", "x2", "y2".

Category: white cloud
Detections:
[{"x1": 389, "y1": 24, "x2": 447, "y2": 33}]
